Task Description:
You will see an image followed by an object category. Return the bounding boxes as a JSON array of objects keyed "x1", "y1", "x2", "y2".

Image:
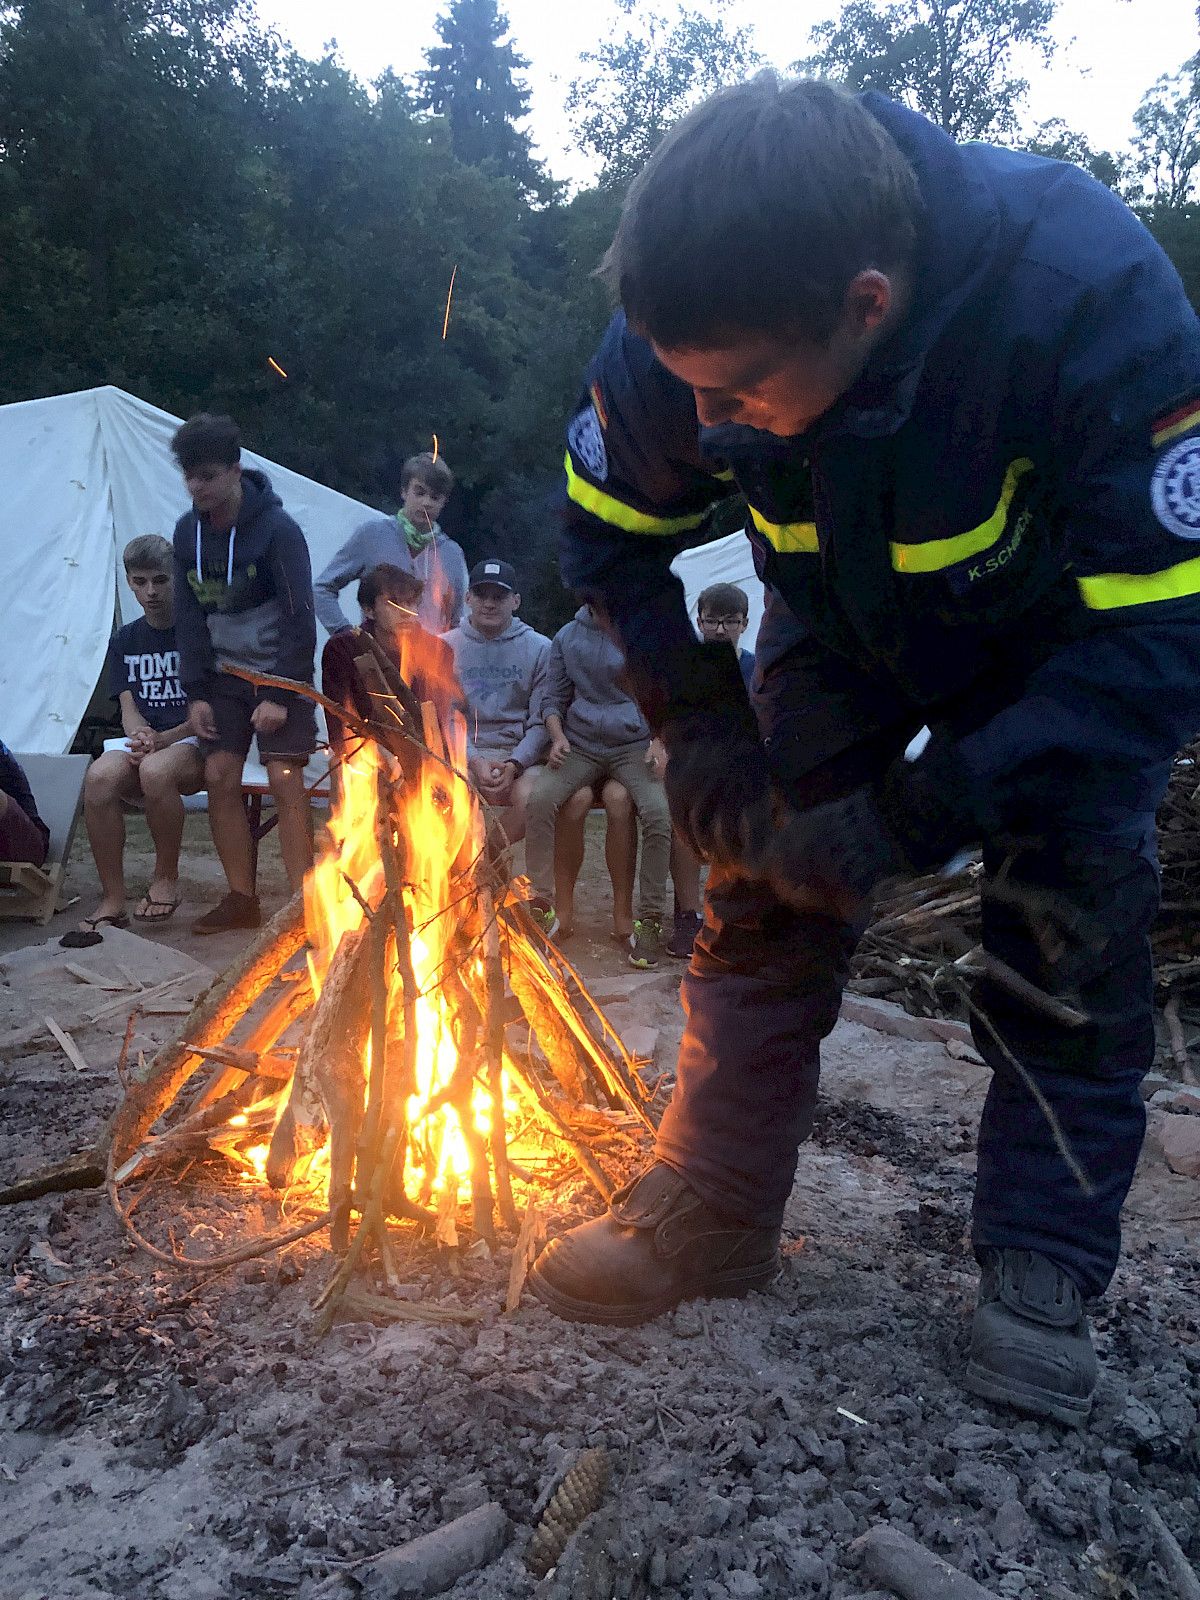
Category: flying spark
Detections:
[
  {"x1": 431, "y1": 434, "x2": 439, "y2": 463},
  {"x1": 267, "y1": 357, "x2": 287, "y2": 378},
  {"x1": 442, "y1": 265, "x2": 458, "y2": 341}
]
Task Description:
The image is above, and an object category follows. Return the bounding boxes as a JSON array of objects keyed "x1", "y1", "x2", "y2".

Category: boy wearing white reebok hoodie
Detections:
[{"x1": 444, "y1": 560, "x2": 550, "y2": 844}]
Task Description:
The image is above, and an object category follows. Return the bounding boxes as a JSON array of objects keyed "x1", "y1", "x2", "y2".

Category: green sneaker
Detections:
[
  {"x1": 628, "y1": 918, "x2": 662, "y2": 969},
  {"x1": 527, "y1": 898, "x2": 559, "y2": 939}
]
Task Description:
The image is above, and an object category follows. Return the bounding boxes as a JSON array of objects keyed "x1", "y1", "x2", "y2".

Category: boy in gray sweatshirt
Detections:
[
  {"x1": 314, "y1": 451, "x2": 468, "y2": 636},
  {"x1": 444, "y1": 561, "x2": 550, "y2": 845},
  {"x1": 525, "y1": 604, "x2": 671, "y2": 966}
]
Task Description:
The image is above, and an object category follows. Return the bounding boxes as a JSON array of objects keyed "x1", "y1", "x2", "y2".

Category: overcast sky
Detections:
[{"x1": 254, "y1": 0, "x2": 1199, "y2": 187}]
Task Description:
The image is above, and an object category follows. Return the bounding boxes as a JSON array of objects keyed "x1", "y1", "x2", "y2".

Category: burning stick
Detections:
[
  {"x1": 268, "y1": 920, "x2": 371, "y2": 1247},
  {"x1": 503, "y1": 1045, "x2": 615, "y2": 1202},
  {"x1": 111, "y1": 891, "x2": 309, "y2": 1164},
  {"x1": 313, "y1": 1125, "x2": 401, "y2": 1335},
  {"x1": 478, "y1": 880, "x2": 518, "y2": 1229}
]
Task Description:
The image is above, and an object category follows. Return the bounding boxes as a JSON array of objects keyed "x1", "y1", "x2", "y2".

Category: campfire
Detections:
[{"x1": 86, "y1": 627, "x2": 661, "y2": 1325}]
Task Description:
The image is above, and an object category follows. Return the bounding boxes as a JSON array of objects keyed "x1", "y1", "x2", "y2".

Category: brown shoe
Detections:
[
  {"x1": 527, "y1": 1164, "x2": 780, "y2": 1327},
  {"x1": 192, "y1": 891, "x2": 261, "y2": 935}
]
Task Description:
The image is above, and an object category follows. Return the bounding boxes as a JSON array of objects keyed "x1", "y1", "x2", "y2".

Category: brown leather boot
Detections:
[{"x1": 526, "y1": 1164, "x2": 781, "y2": 1326}]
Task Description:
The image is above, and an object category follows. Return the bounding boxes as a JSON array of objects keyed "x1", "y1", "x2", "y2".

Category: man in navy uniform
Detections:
[{"x1": 528, "y1": 75, "x2": 1200, "y2": 1425}]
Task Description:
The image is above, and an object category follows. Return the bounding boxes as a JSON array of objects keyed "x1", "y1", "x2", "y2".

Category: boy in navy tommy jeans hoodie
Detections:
[{"x1": 170, "y1": 413, "x2": 316, "y2": 933}]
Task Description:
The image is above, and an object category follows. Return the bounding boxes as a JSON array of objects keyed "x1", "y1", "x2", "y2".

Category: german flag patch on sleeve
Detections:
[{"x1": 1152, "y1": 394, "x2": 1200, "y2": 449}]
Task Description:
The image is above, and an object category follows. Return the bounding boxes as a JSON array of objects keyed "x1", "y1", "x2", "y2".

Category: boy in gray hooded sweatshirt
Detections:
[
  {"x1": 444, "y1": 561, "x2": 550, "y2": 845},
  {"x1": 526, "y1": 604, "x2": 671, "y2": 966}
]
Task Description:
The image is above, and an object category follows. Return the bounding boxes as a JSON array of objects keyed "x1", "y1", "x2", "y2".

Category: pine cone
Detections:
[{"x1": 524, "y1": 1446, "x2": 610, "y2": 1576}]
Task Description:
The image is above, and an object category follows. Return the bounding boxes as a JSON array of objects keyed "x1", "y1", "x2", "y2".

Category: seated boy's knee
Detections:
[
  {"x1": 138, "y1": 749, "x2": 188, "y2": 797},
  {"x1": 639, "y1": 784, "x2": 673, "y2": 833},
  {"x1": 602, "y1": 780, "x2": 633, "y2": 819},
  {"x1": 86, "y1": 751, "x2": 133, "y2": 801},
  {"x1": 266, "y1": 760, "x2": 305, "y2": 798},
  {"x1": 205, "y1": 750, "x2": 243, "y2": 792}
]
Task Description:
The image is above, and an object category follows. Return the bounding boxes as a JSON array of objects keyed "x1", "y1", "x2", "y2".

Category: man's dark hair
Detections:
[
  {"x1": 171, "y1": 414, "x2": 241, "y2": 471},
  {"x1": 358, "y1": 563, "x2": 425, "y2": 610},
  {"x1": 698, "y1": 582, "x2": 750, "y2": 619},
  {"x1": 601, "y1": 74, "x2": 922, "y2": 348},
  {"x1": 400, "y1": 451, "x2": 454, "y2": 498}
]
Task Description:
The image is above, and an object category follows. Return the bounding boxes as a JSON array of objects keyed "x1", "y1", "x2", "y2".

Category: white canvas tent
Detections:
[
  {"x1": 0, "y1": 385, "x2": 378, "y2": 753},
  {"x1": 671, "y1": 528, "x2": 765, "y2": 652}
]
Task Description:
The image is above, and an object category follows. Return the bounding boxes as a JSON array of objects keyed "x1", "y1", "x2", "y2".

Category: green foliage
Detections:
[
  {"x1": 566, "y1": 0, "x2": 760, "y2": 190},
  {"x1": 416, "y1": 0, "x2": 549, "y2": 199},
  {"x1": 801, "y1": 0, "x2": 1057, "y2": 141},
  {"x1": 0, "y1": 0, "x2": 627, "y2": 631},
  {"x1": 1025, "y1": 118, "x2": 1128, "y2": 193},
  {"x1": 1132, "y1": 56, "x2": 1200, "y2": 210}
]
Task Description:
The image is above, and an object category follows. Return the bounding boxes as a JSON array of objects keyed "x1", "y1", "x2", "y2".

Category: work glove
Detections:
[
  {"x1": 662, "y1": 714, "x2": 774, "y2": 865},
  {"x1": 762, "y1": 728, "x2": 991, "y2": 922},
  {"x1": 659, "y1": 641, "x2": 771, "y2": 863}
]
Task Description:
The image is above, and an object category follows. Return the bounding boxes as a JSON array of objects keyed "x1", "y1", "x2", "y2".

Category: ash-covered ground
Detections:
[{"x1": 1, "y1": 834, "x2": 1199, "y2": 1599}]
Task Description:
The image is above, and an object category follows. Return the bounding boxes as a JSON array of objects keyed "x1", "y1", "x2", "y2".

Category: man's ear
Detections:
[{"x1": 511, "y1": 592, "x2": 521, "y2": 611}]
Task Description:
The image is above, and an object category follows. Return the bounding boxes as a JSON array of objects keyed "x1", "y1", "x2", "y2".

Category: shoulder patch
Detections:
[
  {"x1": 1152, "y1": 434, "x2": 1200, "y2": 539},
  {"x1": 1153, "y1": 396, "x2": 1200, "y2": 449},
  {"x1": 567, "y1": 405, "x2": 608, "y2": 483}
]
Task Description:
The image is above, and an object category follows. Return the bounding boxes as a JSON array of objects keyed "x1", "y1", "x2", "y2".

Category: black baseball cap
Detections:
[{"x1": 468, "y1": 559, "x2": 518, "y2": 592}]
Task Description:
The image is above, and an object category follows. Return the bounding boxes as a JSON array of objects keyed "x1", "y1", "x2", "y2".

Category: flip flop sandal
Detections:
[
  {"x1": 60, "y1": 912, "x2": 130, "y2": 949},
  {"x1": 134, "y1": 894, "x2": 182, "y2": 923}
]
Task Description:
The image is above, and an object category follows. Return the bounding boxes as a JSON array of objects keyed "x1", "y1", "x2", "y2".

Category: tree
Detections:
[
  {"x1": 1025, "y1": 118, "x2": 1127, "y2": 193},
  {"x1": 416, "y1": 0, "x2": 547, "y2": 197},
  {"x1": 800, "y1": 0, "x2": 1057, "y2": 142},
  {"x1": 1131, "y1": 57, "x2": 1200, "y2": 211},
  {"x1": 567, "y1": 0, "x2": 760, "y2": 190}
]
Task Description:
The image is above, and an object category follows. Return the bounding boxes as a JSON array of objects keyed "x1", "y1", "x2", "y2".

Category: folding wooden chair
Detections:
[{"x1": 0, "y1": 752, "x2": 91, "y2": 924}]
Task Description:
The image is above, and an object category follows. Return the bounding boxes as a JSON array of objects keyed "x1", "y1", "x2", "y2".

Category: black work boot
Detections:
[
  {"x1": 965, "y1": 1248, "x2": 1098, "y2": 1425},
  {"x1": 526, "y1": 1164, "x2": 781, "y2": 1327}
]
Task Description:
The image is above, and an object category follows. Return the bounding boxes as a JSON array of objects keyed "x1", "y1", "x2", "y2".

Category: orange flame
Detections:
[{"x1": 303, "y1": 619, "x2": 503, "y2": 1205}]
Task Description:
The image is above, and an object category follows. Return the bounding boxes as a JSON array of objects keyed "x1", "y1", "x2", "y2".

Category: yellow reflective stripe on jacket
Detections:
[
  {"x1": 1078, "y1": 552, "x2": 1200, "y2": 609},
  {"x1": 564, "y1": 453, "x2": 708, "y2": 537},
  {"x1": 889, "y1": 457, "x2": 1036, "y2": 574},
  {"x1": 748, "y1": 504, "x2": 820, "y2": 554}
]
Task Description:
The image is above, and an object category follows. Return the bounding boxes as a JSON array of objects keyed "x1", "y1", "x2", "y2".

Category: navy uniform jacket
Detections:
[{"x1": 559, "y1": 95, "x2": 1200, "y2": 825}]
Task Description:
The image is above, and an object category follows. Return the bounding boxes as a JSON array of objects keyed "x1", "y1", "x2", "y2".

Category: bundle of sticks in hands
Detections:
[
  {"x1": 7, "y1": 635, "x2": 662, "y2": 1329},
  {"x1": 849, "y1": 739, "x2": 1200, "y2": 1083}
]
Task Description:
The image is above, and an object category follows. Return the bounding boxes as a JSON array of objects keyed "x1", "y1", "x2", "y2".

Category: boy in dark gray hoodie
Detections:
[
  {"x1": 171, "y1": 414, "x2": 316, "y2": 932},
  {"x1": 526, "y1": 604, "x2": 671, "y2": 966},
  {"x1": 444, "y1": 560, "x2": 550, "y2": 845}
]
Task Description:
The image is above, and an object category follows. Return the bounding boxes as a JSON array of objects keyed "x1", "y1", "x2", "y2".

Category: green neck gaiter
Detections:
[{"x1": 397, "y1": 509, "x2": 437, "y2": 555}]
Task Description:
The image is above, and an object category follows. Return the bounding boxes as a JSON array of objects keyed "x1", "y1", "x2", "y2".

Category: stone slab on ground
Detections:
[{"x1": 1154, "y1": 1112, "x2": 1200, "y2": 1178}]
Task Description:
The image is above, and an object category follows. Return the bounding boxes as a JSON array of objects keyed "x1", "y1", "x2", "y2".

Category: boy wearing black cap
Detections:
[{"x1": 444, "y1": 560, "x2": 551, "y2": 843}]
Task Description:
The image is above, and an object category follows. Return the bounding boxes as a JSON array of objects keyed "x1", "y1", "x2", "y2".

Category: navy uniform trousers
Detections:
[{"x1": 654, "y1": 643, "x2": 1167, "y2": 1301}]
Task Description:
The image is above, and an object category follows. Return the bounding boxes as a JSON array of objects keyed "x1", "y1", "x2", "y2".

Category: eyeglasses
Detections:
[{"x1": 698, "y1": 614, "x2": 746, "y2": 632}]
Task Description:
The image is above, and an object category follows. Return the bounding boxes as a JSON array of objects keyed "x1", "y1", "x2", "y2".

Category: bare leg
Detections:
[
  {"x1": 553, "y1": 786, "x2": 593, "y2": 936},
  {"x1": 82, "y1": 750, "x2": 142, "y2": 919},
  {"x1": 205, "y1": 749, "x2": 256, "y2": 897},
  {"x1": 267, "y1": 759, "x2": 314, "y2": 893},
  {"x1": 494, "y1": 767, "x2": 539, "y2": 847},
  {"x1": 137, "y1": 743, "x2": 205, "y2": 905},
  {"x1": 603, "y1": 780, "x2": 636, "y2": 939},
  {"x1": 670, "y1": 831, "x2": 703, "y2": 914}
]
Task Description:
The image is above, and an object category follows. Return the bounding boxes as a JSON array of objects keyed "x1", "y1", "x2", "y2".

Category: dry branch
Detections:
[
  {"x1": 503, "y1": 1046, "x2": 615, "y2": 1202},
  {"x1": 111, "y1": 891, "x2": 308, "y2": 1163}
]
